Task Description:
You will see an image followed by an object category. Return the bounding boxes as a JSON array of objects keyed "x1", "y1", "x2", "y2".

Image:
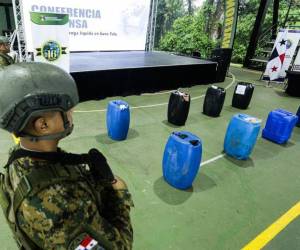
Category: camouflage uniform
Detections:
[
  {"x1": 5, "y1": 146, "x2": 134, "y2": 250},
  {"x1": 0, "y1": 52, "x2": 14, "y2": 66},
  {"x1": 0, "y1": 63, "x2": 134, "y2": 249},
  {"x1": 0, "y1": 36, "x2": 14, "y2": 66}
]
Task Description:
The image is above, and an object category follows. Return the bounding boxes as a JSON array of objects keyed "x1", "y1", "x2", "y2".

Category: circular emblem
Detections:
[
  {"x1": 42, "y1": 40, "x2": 61, "y2": 61},
  {"x1": 286, "y1": 39, "x2": 292, "y2": 49}
]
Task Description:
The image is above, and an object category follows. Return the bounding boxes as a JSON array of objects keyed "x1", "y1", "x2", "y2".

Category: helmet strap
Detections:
[{"x1": 60, "y1": 111, "x2": 70, "y2": 129}]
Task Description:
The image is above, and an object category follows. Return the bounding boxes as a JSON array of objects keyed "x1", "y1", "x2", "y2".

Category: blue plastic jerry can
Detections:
[
  {"x1": 162, "y1": 131, "x2": 202, "y2": 190},
  {"x1": 262, "y1": 109, "x2": 298, "y2": 144},
  {"x1": 106, "y1": 100, "x2": 130, "y2": 141},
  {"x1": 224, "y1": 114, "x2": 261, "y2": 160}
]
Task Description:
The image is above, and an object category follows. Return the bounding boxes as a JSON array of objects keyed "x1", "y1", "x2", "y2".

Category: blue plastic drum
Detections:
[
  {"x1": 162, "y1": 131, "x2": 202, "y2": 190},
  {"x1": 106, "y1": 100, "x2": 130, "y2": 141},
  {"x1": 224, "y1": 114, "x2": 261, "y2": 160},
  {"x1": 262, "y1": 109, "x2": 298, "y2": 144}
]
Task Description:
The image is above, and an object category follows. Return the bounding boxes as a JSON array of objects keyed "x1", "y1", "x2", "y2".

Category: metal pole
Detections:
[
  {"x1": 283, "y1": 0, "x2": 293, "y2": 27},
  {"x1": 11, "y1": 0, "x2": 28, "y2": 62},
  {"x1": 272, "y1": 0, "x2": 279, "y2": 39},
  {"x1": 150, "y1": 0, "x2": 158, "y2": 51},
  {"x1": 145, "y1": 0, "x2": 158, "y2": 51},
  {"x1": 12, "y1": 0, "x2": 23, "y2": 61},
  {"x1": 243, "y1": 0, "x2": 271, "y2": 67}
]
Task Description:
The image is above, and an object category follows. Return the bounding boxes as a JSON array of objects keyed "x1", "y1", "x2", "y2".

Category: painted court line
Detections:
[
  {"x1": 74, "y1": 72, "x2": 236, "y2": 113},
  {"x1": 191, "y1": 72, "x2": 236, "y2": 101},
  {"x1": 201, "y1": 153, "x2": 225, "y2": 166},
  {"x1": 242, "y1": 201, "x2": 300, "y2": 250},
  {"x1": 141, "y1": 90, "x2": 173, "y2": 96}
]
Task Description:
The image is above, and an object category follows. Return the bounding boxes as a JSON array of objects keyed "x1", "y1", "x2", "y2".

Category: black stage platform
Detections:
[{"x1": 70, "y1": 51, "x2": 217, "y2": 101}]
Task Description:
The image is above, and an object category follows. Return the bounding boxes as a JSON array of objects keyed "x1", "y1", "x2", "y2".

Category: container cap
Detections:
[
  {"x1": 244, "y1": 117, "x2": 262, "y2": 124},
  {"x1": 174, "y1": 90, "x2": 190, "y2": 101},
  {"x1": 119, "y1": 104, "x2": 128, "y2": 110}
]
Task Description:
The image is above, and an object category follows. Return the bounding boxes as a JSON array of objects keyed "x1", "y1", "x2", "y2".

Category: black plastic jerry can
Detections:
[
  {"x1": 167, "y1": 90, "x2": 190, "y2": 126},
  {"x1": 203, "y1": 85, "x2": 226, "y2": 117},
  {"x1": 296, "y1": 106, "x2": 300, "y2": 127},
  {"x1": 232, "y1": 82, "x2": 254, "y2": 110}
]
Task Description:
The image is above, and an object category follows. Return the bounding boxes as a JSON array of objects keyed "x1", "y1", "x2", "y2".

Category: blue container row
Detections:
[
  {"x1": 163, "y1": 108, "x2": 299, "y2": 190},
  {"x1": 224, "y1": 109, "x2": 299, "y2": 160},
  {"x1": 106, "y1": 98, "x2": 299, "y2": 190}
]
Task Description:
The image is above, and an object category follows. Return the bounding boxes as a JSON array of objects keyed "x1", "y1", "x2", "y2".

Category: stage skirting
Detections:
[{"x1": 70, "y1": 51, "x2": 217, "y2": 101}]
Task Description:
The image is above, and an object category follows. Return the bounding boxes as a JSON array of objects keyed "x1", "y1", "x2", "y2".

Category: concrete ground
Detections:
[{"x1": 0, "y1": 66, "x2": 299, "y2": 249}]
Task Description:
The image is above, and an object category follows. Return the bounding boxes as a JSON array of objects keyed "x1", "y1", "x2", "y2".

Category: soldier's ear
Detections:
[{"x1": 33, "y1": 117, "x2": 49, "y2": 135}]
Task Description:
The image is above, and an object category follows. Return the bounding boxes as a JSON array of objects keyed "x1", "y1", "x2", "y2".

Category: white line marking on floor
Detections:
[
  {"x1": 191, "y1": 72, "x2": 236, "y2": 101},
  {"x1": 201, "y1": 153, "x2": 225, "y2": 167},
  {"x1": 141, "y1": 90, "x2": 173, "y2": 96},
  {"x1": 74, "y1": 72, "x2": 236, "y2": 113},
  {"x1": 131, "y1": 102, "x2": 168, "y2": 109},
  {"x1": 141, "y1": 87, "x2": 202, "y2": 96},
  {"x1": 75, "y1": 108, "x2": 107, "y2": 113}
]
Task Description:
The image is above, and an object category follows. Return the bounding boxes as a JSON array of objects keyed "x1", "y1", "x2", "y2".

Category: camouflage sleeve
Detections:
[
  {"x1": 17, "y1": 182, "x2": 133, "y2": 250},
  {"x1": 0, "y1": 55, "x2": 8, "y2": 66},
  {"x1": 100, "y1": 187, "x2": 134, "y2": 248}
]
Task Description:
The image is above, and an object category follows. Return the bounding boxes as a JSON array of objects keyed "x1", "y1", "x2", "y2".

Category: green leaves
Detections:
[
  {"x1": 159, "y1": 13, "x2": 216, "y2": 58},
  {"x1": 155, "y1": 0, "x2": 299, "y2": 63}
]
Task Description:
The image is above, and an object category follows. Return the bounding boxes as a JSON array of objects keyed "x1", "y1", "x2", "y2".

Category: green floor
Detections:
[{"x1": 0, "y1": 66, "x2": 299, "y2": 250}]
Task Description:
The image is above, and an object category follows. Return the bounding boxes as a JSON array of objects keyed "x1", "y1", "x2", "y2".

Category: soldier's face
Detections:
[
  {"x1": 43, "y1": 110, "x2": 73, "y2": 137},
  {"x1": 0, "y1": 43, "x2": 10, "y2": 53}
]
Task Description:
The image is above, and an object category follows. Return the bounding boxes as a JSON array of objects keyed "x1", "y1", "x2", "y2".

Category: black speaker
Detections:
[
  {"x1": 296, "y1": 106, "x2": 300, "y2": 127},
  {"x1": 286, "y1": 71, "x2": 300, "y2": 97},
  {"x1": 203, "y1": 86, "x2": 226, "y2": 117},
  {"x1": 167, "y1": 90, "x2": 190, "y2": 126},
  {"x1": 210, "y1": 48, "x2": 233, "y2": 82},
  {"x1": 232, "y1": 82, "x2": 254, "y2": 109}
]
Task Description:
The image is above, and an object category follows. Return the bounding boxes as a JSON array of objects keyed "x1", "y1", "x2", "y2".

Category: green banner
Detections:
[
  {"x1": 221, "y1": 0, "x2": 239, "y2": 48},
  {"x1": 30, "y1": 12, "x2": 69, "y2": 25}
]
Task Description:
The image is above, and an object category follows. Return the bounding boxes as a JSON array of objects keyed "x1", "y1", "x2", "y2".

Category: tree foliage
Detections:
[
  {"x1": 156, "y1": 0, "x2": 221, "y2": 57},
  {"x1": 154, "y1": 0, "x2": 186, "y2": 47},
  {"x1": 156, "y1": 0, "x2": 297, "y2": 63},
  {"x1": 232, "y1": 0, "x2": 294, "y2": 63},
  {"x1": 158, "y1": 12, "x2": 216, "y2": 57}
]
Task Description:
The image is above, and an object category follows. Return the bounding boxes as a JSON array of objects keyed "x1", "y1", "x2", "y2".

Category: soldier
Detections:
[
  {"x1": 0, "y1": 36, "x2": 15, "y2": 66},
  {"x1": 0, "y1": 62, "x2": 134, "y2": 250}
]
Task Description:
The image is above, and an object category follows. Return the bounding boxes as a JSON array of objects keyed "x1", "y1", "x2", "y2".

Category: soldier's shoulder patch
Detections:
[{"x1": 68, "y1": 233, "x2": 106, "y2": 250}]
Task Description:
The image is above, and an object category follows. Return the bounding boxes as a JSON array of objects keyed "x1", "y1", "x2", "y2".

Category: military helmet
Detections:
[
  {"x1": 0, "y1": 36, "x2": 9, "y2": 44},
  {"x1": 0, "y1": 62, "x2": 79, "y2": 138}
]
